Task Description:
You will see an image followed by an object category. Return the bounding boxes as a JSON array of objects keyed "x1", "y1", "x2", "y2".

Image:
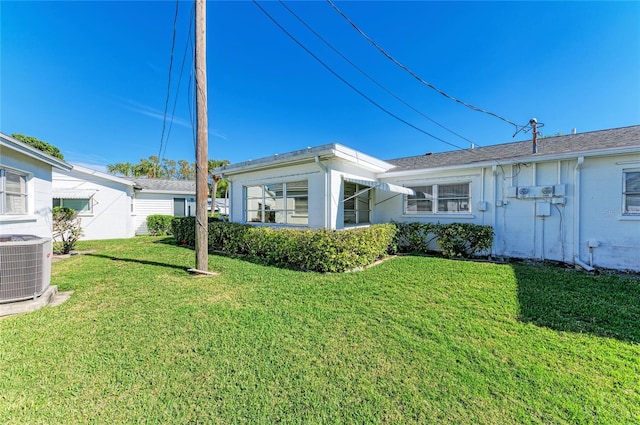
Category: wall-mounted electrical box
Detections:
[
  {"x1": 536, "y1": 201, "x2": 551, "y2": 217},
  {"x1": 477, "y1": 201, "x2": 488, "y2": 212},
  {"x1": 508, "y1": 185, "x2": 566, "y2": 200},
  {"x1": 551, "y1": 197, "x2": 566, "y2": 205},
  {"x1": 553, "y1": 184, "x2": 566, "y2": 196}
]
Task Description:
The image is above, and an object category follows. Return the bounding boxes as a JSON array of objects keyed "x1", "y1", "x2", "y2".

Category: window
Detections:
[
  {"x1": 244, "y1": 180, "x2": 308, "y2": 225},
  {"x1": 1, "y1": 168, "x2": 28, "y2": 215},
  {"x1": 343, "y1": 182, "x2": 370, "y2": 225},
  {"x1": 53, "y1": 198, "x2": 92, "y2": 214},
  {"x1": 404, "y1": 183, "x2": 470, "y2": 214},
  {"x1": 623, "y1": 171, "x2": 640, "y2": 215}
]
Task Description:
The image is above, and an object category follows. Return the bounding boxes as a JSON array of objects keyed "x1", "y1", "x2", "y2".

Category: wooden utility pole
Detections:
[
  {"x1": 530, "y1": 118, "x2": 538, "y2": 154},
  {"x1": 194, "y1": 0, "x2": 209, "y2": 273}
]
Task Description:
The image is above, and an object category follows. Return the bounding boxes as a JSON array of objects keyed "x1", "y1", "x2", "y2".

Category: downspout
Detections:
[
  {"x1": 492, "y1": 165, "x2": 498, "y2": 258},
  {"x1": 573, "y1": 156, "x2": 594, "y2": 271},
  {"x1": 315, "y1": 156, "x2": 329, "y2": 228}
]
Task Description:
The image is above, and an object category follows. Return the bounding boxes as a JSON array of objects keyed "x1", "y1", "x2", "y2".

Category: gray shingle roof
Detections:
[
  {"x1": 126, "y1": 178, "x2": 196, "y2": 193},
  {"x1": 385, "y1": 125, "x2": 640, "y2": 171}
]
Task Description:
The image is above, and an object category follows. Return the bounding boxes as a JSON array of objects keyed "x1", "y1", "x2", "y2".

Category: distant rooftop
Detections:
[
  {"x1": 126, "y1": 177, "x2": 196, "y2": 193},
  {"x1": 385, "y1": 125, "x2": 640, "y2": 172}
]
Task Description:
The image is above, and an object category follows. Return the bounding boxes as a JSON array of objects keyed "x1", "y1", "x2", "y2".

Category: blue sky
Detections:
[{"x1": 1, "y1": 1, "x2": 638, "y2": 170}]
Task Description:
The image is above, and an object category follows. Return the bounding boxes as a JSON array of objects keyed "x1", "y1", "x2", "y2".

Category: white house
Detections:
[
  {"x1": 0, "y1": 132, "x2": 71, "y2": 237},
  {"x1": 52, "y1": 165, "x2": 136, "y2": 240},
  {"x1": 216, "y1": 126, "x2": 640, "y2": 272},
  {"x1": 52, "y1": 172, "x2": 197, "y2": 238},
  {"x1": 126, "y1": 178, "x2": 196, "y2": 235},
  {"x1": 1, "y1": 132, "x2": 72, "y2": 307}
]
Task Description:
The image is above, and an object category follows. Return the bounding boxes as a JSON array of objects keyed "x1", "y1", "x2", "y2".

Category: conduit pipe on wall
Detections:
[
  {"x1": 315, "y1": 156, "x2": 330, "y2": 229},
  {"x1": 491, "y1": 165, "x2": 498, "y2": 258},
  {"x1": 572, "y1": 156, "x2": 594, "y2": 271}
]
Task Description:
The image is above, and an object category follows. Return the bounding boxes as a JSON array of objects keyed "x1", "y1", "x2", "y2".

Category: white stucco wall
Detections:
[
  {"x1": 52, "y1": 168, "x2": 135, "y2": 240},
  {"x1": 379, "y1": 153, "x2": 640, "y2": 272},
  {"x1": 0, "y1": 148, "x2": 54, "y2": 238},
  {"x1": 223, "y1": 144, "x2": 639, "y2": 272},
  {"x1": 577, "y1": 154, "x2": 640, "y2": 271}
]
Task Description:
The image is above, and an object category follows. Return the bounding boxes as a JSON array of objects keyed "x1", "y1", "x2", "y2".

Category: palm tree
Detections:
[
  {"x1": 208, "y1": 159, "x2": 230, "y2": 214},
  {"x1": 106, "y1": 162, "x2": 134, "y2": 177}
]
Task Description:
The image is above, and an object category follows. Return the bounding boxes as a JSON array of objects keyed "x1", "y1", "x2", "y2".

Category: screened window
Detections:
[
  {"x1": 244, "y1": 180, "x2": 308, "y2": 226},
  {"x1": 1, "y1": 168, "x2": 28, "y2": 215},
  {"x1": 405, "y1": 183, "x2": 470, "y2": 214},
  {"x1": 623, "y1": 171, "x2": 640, "y2": 215},
  {"x1": 53, "y1": 198, "x2": 92, "y2": 214},
  {"x1": 343, "y1": 182, "x2": 370, "y2": 225}
]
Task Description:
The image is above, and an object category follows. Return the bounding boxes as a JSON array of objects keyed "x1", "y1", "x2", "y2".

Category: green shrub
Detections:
[
  {"x1": 392, "y1": 221, "x2": 493, "y2": 258},
  {"x1": 392, "y1": 221, "x2": 437, "y2": 253},
  {"x1": 146, "y1": 215, "x2": 174, "y2": 236},
  {"x1": 52, "y1": 206, "x2": 83, "y2": 254},
  {"x1": 172, "y1": 216, "x2": 231, "y2": 247},
  {"x1": 171, "y1": 219, "x2": 397, "y2": 273},
  {"x1": 434, "y1": 223, "x2": 494, "y2": 258}
]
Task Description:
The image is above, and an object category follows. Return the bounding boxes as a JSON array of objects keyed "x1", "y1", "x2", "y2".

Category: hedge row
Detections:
[
  {"x1": 172, "y1": 217, "x2": 396, "y2": 272},
  {"x1": 172, "y1": 218, "x2": 494, "y2": 272}
]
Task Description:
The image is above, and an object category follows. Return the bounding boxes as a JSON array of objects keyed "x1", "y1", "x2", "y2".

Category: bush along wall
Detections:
[
  {"x1": 172, "y1": 219, "x2": 397, "y2": 273},
  {"x1": 146, "y1": 215, "x2": 174, "y2": 236},
  {"x1": 393, "y1": 221, "x2": 494, "y2": 258}
]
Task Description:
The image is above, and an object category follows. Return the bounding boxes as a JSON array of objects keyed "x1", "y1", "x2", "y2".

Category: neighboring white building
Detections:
[
  {"x1": 0, "y1": 132, "x2": 71, "y2": 237},
  {"x1": 51, "y1": 172, "x2": 197, "y2": 238},
  {"x1": 216, "y1": 126, "x2": 640, "y2": 272},
  {"x1": 127, "y1": 178, "x2": 196, "y2": 235},
  {"x1": 52, "y1": 165, "x2": 136, "y2": 240}
]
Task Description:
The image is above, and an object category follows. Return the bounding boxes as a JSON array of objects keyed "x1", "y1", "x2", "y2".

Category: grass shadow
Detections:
[
  {"x1": 513, "y1": 263, "x2": 640, "y2": 343},
  {"x1": 86, "y1": 253, "x2": 191, "y2": 272}
]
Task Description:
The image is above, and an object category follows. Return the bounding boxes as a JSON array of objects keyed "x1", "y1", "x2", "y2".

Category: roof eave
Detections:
[
  {"x1": 380, "y1": 145, "x2": 640, "y2": 178},
  {"x1": 0, "y1": 133, "x2": 72, "y2": 171},
  {"x1": 216, "y1": 143, "x2": 395, "y2": 176}
]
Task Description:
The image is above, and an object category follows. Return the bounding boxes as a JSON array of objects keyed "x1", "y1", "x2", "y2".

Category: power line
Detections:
[
  {"x1": 278, "y1": 0, "x2": 477, "y2": 148},
  {"x1": 326, "y1": 0, "x2": 527, "y2": 134},
  {"x1": 161, "y1": 2, "x2": 195, "y2": 163},
  {"x1": 158, "y1": 0, "x2": 181, "y2": 176},
  {"x1": 252, "y1": 0, "x2": 466, "y2": 151}
]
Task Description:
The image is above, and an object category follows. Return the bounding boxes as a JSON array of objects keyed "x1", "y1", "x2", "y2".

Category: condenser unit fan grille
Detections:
[{"x1": 0, "y1": 235, "x2": 51, "y2": 304}]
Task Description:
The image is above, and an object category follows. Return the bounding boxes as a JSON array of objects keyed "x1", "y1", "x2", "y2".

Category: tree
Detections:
[
  {"x1": 178, "y1": 159, "x2": 195, "y2": 180},
  {"x1": 208, "y1": 159, "x2": 230, "y2": 213},
  {"x1": 106, "y1": 156, "x2": 199, "y2": 180},
  {"x1": 11, "y1": 133, "x2": 64, "y2": 160},
  {"x1": 161, "y1": 158, "x2": 177, "y2": 179},
  {"x1": 106, "y1": 162, "x2": 134, "y2": 177},
  {"x1": 52, "y1": 206, "x2": 83, "y2": 254}
]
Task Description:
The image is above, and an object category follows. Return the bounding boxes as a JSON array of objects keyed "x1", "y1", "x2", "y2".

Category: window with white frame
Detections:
[
  {"x1": 404, "y1": 183, "x2": 470, "y2": 214},
  {"x1": 0, "y1": 168, "x2": 28, "y2": 215},
  {"x1": 245, "y1": 180, "x2": 308, "y2": 225},
  {"x1": 343, "y1": 181, "x2": 370, "y2": 225},
  {"x1": 53, "y1": 197, "x2": 92, "y2": 214},
  {"x1": 623, "y1": 170, "x2": 640, "y2": 215}
]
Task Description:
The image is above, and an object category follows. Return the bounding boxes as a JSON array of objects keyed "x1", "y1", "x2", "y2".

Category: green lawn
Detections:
[{"x1": 1, "y1": 237, "x2": 638, "y2": 424}]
